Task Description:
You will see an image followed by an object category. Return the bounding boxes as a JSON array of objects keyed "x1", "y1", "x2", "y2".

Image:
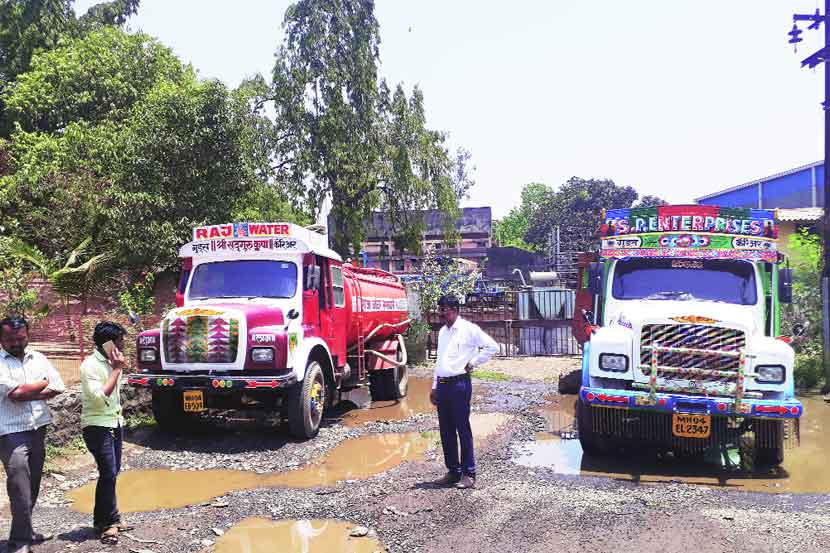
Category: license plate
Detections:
[
  {"x1": 672, "y1": 413, "x2": 711, "y2": 439},
  {"x1": 183, "y1": 390, "x2": 205, "y2": 412}
]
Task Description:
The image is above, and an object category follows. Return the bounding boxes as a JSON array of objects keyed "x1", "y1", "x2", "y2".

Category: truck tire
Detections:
[
  {"x1": 369, "y1": 345, "x2": 408, "y2": 401},
  {"x1": 287, "y1": 360, "x2": 326, "y2": 439},
  {"x1": 755, "y1": 420, "x2": 785, "y2": 466},
  {"x1": 577, "y1": 398, "x2": 606, "y2": 456},
  {"x1": 151, "y1": 390, "x2": 193, "y2": 433}
]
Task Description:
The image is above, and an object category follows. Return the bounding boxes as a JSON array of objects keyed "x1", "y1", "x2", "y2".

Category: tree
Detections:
[
  {"x1": 525, "y1": 177, "x2": 639, "y2": 253},
  {"x1": 0, "y1": 0, "x2": 141, "y2": 135},
  {"x1": 4, "y1": 26, "x2": 188, "y2": 133},
  {"x1": 635, "y1": 195, "x2": 669, "y2": 208},
  {"x1": 492, "y1": 182, "x2": 551, "y2": 252},
  {"x1": 271, "y1": 0, "x2": 470, "y2": 255},
  {"x1": 6, "y1": 236, "x2": 114, "y2": 315},
  {"x1": 0, "y1": 27, "x2": 298, "y2": 271}
]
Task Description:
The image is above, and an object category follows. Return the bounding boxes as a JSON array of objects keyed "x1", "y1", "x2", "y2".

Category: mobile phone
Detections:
[{"x1": 101, "y1": 340, "x2": 117, "y2": 357}]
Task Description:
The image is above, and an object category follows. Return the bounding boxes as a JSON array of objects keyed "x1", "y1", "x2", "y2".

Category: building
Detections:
[
  {"x1": 695, "y1": 161, "x2": 824, "y2": 254},
  {"x1": 359, "y1": 207, "x2": 492, "y2": 274}
]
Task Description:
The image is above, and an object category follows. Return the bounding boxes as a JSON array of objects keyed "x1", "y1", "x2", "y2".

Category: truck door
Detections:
[
  {"x1": 328, "y1": 263, "x2": 347, "y2": 369},
  {"x1": 316, "y1": 255, "x2": 335, "y2": 354}
]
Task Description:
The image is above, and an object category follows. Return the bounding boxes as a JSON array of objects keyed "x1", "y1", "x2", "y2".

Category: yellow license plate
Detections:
[
  {"x1": 183, "y1": 390, "x2": 205, "y2": 412},
  {"x1": 672, "y1": 413, "x2": 711, "y2": 439}
]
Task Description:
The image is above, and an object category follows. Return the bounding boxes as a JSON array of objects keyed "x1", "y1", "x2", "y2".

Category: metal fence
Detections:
[{"x1": 426, "y1": 289, "x2": 581, "y2": 358}]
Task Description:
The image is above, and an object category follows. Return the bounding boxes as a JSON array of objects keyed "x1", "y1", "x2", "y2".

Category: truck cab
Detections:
[
  {"x1": 129, "y1": 223, "x2": 409, "y2": 439},
  {"x1": 577, "y1": 206, "x2": 800, "y2": 465}
]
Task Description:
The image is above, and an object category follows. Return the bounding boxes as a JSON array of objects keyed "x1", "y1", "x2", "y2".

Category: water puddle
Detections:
[
  {"x1": 69, "y1": 412, "x2": 510, "y2": 513},
  {"x1": 216, "y1": 518, "x2": 385, "y2": 553},
  {"x1": 515, "y1": 395, "x2": 830, "y2": 494},
  {"x1": 342, "y1": 377, "x2": 434, "y2": 427}
]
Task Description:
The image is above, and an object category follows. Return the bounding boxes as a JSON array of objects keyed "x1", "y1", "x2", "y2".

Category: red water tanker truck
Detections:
[{"x1": 128, "y1": 223, "x2": 411, "y2": 439}]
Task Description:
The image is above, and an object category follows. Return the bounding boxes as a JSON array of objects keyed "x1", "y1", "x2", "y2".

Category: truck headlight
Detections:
[
  {"x1": 755, "y1": 365, "x2": 785, "y2": 384},
  {"x1": 139, "y1": 348, "x2": 157, "y2": 363},
  {"x1": 599, "y1": 353, "x2": 629, "y2": 372},
  {"x1": 251, "y1": 348, "x2": 275, "y2": 363}
]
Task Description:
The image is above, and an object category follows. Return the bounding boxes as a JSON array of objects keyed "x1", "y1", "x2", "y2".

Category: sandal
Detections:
[{"x1": 100, "y1": 525, "x2": 119, "y2": 545}]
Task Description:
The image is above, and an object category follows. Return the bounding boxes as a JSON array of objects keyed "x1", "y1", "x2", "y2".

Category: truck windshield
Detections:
[
  {"x1": 188, "y1": 260, "x2": 298, "y2": 300},
  {"x1": 611, "y1": 259, "x2": 757, "y2": 305}
]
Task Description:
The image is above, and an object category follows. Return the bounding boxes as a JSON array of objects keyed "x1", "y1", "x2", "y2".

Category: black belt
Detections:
[{"x1": 437, "y1": 373, "x2": 470, "y2": 384}]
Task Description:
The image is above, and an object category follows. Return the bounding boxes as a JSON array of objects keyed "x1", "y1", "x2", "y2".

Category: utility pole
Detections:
[{"x1": 789, "y1": 3, "x2": 830, "y2": 394}]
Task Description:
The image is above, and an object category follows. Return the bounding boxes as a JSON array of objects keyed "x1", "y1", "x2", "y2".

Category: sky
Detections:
[{"x1": 75, "y1": 0, "x2": 825, "y2": 219}]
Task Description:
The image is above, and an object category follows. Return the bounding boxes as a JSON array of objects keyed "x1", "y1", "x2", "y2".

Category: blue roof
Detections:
[{"x1": 695, "y1": 161, "x2": 823, "y2": 209}]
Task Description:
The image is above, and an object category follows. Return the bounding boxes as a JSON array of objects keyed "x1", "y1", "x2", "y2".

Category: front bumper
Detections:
[
  {"x1": 127, "y1": 372, "x2": 298, "y2": 392},
  {"x1": 580, "y1": 386, "x2": 803, "y2": 419}
]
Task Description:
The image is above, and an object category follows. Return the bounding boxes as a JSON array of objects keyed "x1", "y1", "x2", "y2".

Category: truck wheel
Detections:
[
  {"x1": 151, "y1": 390, "x2": 192, "y2": 433},
  {"x1": 369, "y1": 343, "x2": 408, "y2": 401},
  {"x1": 755, "y1": 420, "x2": 785, "y2": 466},
  {"x1": 577, "y1": 398, "x2": 606, "y2": 456},
  {"x1": 287, "y1": 360, "x2": 326, "y2": 439}
]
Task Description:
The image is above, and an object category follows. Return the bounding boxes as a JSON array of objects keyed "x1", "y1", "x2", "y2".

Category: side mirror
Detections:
[
  {"x1": 779, "y1": 268, "x2": 793, "y2": 304},
  {"x1": 792, "y1": 322, "x2": 806, "y2": 337},
  {"x1": 287, "y1": 309, "x2": 299, "y2": 320},
  {"x1": 588, "y1": 262, "x2": 604, "y2": 296},
  {"x1": 305, "y1": 266, "x2": 321, "y2": 291}
]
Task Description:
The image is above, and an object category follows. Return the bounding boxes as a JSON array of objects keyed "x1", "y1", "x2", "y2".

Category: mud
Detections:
[
  {"x1": 69, "y1": 412, "x2": 510, "y2": 513},
  {"x1": 215, "y1": 518, "x2": 385, "y2": 553},
  {"x1": 342, "y1": 377, "x2": 434, "y2": 427},
  {"x1": 517, "y1": 395, "x2": 830, "y2": 494}
]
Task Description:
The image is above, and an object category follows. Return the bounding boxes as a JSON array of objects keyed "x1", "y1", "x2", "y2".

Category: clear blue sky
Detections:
[{"x1": 76, "y1": 0, "x2": 824, "y2": 218}]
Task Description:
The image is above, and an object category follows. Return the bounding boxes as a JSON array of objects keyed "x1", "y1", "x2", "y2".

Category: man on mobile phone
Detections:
[
  {"x1": 80, "y1": 321, "x2": 132, "y2": 545},
  {"x1": 0, "y1": 315, "x2": 65, "y2": 553}
]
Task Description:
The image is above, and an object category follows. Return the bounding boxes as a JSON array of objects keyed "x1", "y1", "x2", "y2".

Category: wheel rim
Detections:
[{"x1": 307, "y1": 369, "x2": 325, "y2": 429}]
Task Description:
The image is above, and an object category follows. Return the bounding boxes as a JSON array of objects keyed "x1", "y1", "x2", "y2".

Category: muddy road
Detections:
[{"x1": 2, "y1": 361, "x2": 830, "y2": 553}]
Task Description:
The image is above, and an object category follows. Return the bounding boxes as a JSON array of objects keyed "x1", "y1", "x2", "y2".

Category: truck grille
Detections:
[
  {"x1": 163, "y1": 315, "x2": 240, "y2": 364},
  {"x1": 640, "y1": 324, "x2": 745, "y2": 382}
]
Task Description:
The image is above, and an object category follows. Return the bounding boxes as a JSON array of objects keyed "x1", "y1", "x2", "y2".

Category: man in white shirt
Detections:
[
  {"x1": 0, "y1": 316, "x2": 65, "y2": 553},
  {"x1": 430, "y1": 295, "x2": 498, "y2": 489}
]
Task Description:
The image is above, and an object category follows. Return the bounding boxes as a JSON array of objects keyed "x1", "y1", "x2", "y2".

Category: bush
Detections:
[{"x1": 794, "y1": 354, "x2": 823, "y2": 391}]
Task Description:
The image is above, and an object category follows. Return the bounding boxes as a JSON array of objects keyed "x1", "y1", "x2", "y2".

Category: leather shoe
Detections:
[
  {"x1": 455, "y1": 475, "x2": 476, "y2": 489},
  {"x1": 30, "y1": 532, "x2": 53, "y2": 543},
  {"x1": 8, "y1": 541, "x2": 31, "y2": 553},
  {"x1": 432, "y1": 472, "x2": 461, "y2": 486}
]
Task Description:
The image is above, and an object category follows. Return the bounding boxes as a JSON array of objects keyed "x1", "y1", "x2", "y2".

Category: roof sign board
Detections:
[
  {"x1": 600, "y1": 206, "x2": 779, "y2": 262},
  {"x1": 182, "y1": 222, "x2": 341, "y2": 261}
]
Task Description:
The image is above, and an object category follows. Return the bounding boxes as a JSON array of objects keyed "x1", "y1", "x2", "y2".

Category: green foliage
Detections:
[
  {"x1": 0, "y1": 0, "x2": 141, "y2": 136},
  {"x1": 493, "y1": 182, "x2": 551, "y2": 252},
  {"x1": 634, "y1": 195, "x2": 668, "y2": 207},
  {"x1": 118, "y1": 272, "x2": 155, "y2": 320},
  {"x1": 411, "y1": 246, "x2": 479, "y2": 316},
  {"x1": 471, "y1": 370, "x2": 510, "y2": 382},
  {"x1": 272, "y1": 0, "x2": 471, "y2": 256},
  {"x1": 794, "y1": 354, "x2": 823, "y2": 390},
  {"x1": 785, "y1": 229, "x2": 822, "y2": 358},
  {"x1": 6, "y1": 236, "x2": 114, "y2": 313},
  {"x1": 525, "y1": 177, "x2": 639, "y2": 253},
  {"x1": 4, "y1": 27, "x2": 188, "y2": 132},
  {"x1": 0, "y1": 237, "x2": 43, "y2": 319}
]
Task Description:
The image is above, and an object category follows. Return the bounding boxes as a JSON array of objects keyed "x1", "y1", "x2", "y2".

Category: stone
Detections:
[
  {"x1": 212, "y1": 528, "x2": 224, "y2": 536},
  {"x1": 349, "y1": 526, "x2": 369, "y2": 537}
]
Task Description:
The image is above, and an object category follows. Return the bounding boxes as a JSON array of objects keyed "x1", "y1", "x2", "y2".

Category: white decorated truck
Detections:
[{"x1": 573, "y1": 205, "x2": 801, "y2": 465}]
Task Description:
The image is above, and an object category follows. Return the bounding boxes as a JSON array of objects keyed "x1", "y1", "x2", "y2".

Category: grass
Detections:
[
  {"x1": 471, "y1": 370, "x2": 511, "y2": 382},
  {"x1": 43, "y1": 436, "x2": 86, "y2": 474},
  {"x1": 124, "y1": 411, "x2": 157, "y2": 431}
]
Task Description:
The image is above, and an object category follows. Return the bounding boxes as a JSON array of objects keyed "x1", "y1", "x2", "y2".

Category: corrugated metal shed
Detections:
[{"x1": 696, "y1": 161, "x2": 824, "y2": 209}]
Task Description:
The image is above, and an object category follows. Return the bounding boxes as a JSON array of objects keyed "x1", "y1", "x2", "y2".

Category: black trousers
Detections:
[{"x1": 82, "y1": 425, "x2": 122, "y2": 530}]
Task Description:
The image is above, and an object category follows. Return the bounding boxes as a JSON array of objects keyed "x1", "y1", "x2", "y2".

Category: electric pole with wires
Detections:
[{"x1": 788, "y1": 2, "x2": 830, "y2": 396}]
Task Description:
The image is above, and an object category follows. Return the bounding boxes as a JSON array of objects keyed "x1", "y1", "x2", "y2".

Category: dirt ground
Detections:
[{"x1": 1, "y1": 359, "x2": 828, "y2": 553}]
